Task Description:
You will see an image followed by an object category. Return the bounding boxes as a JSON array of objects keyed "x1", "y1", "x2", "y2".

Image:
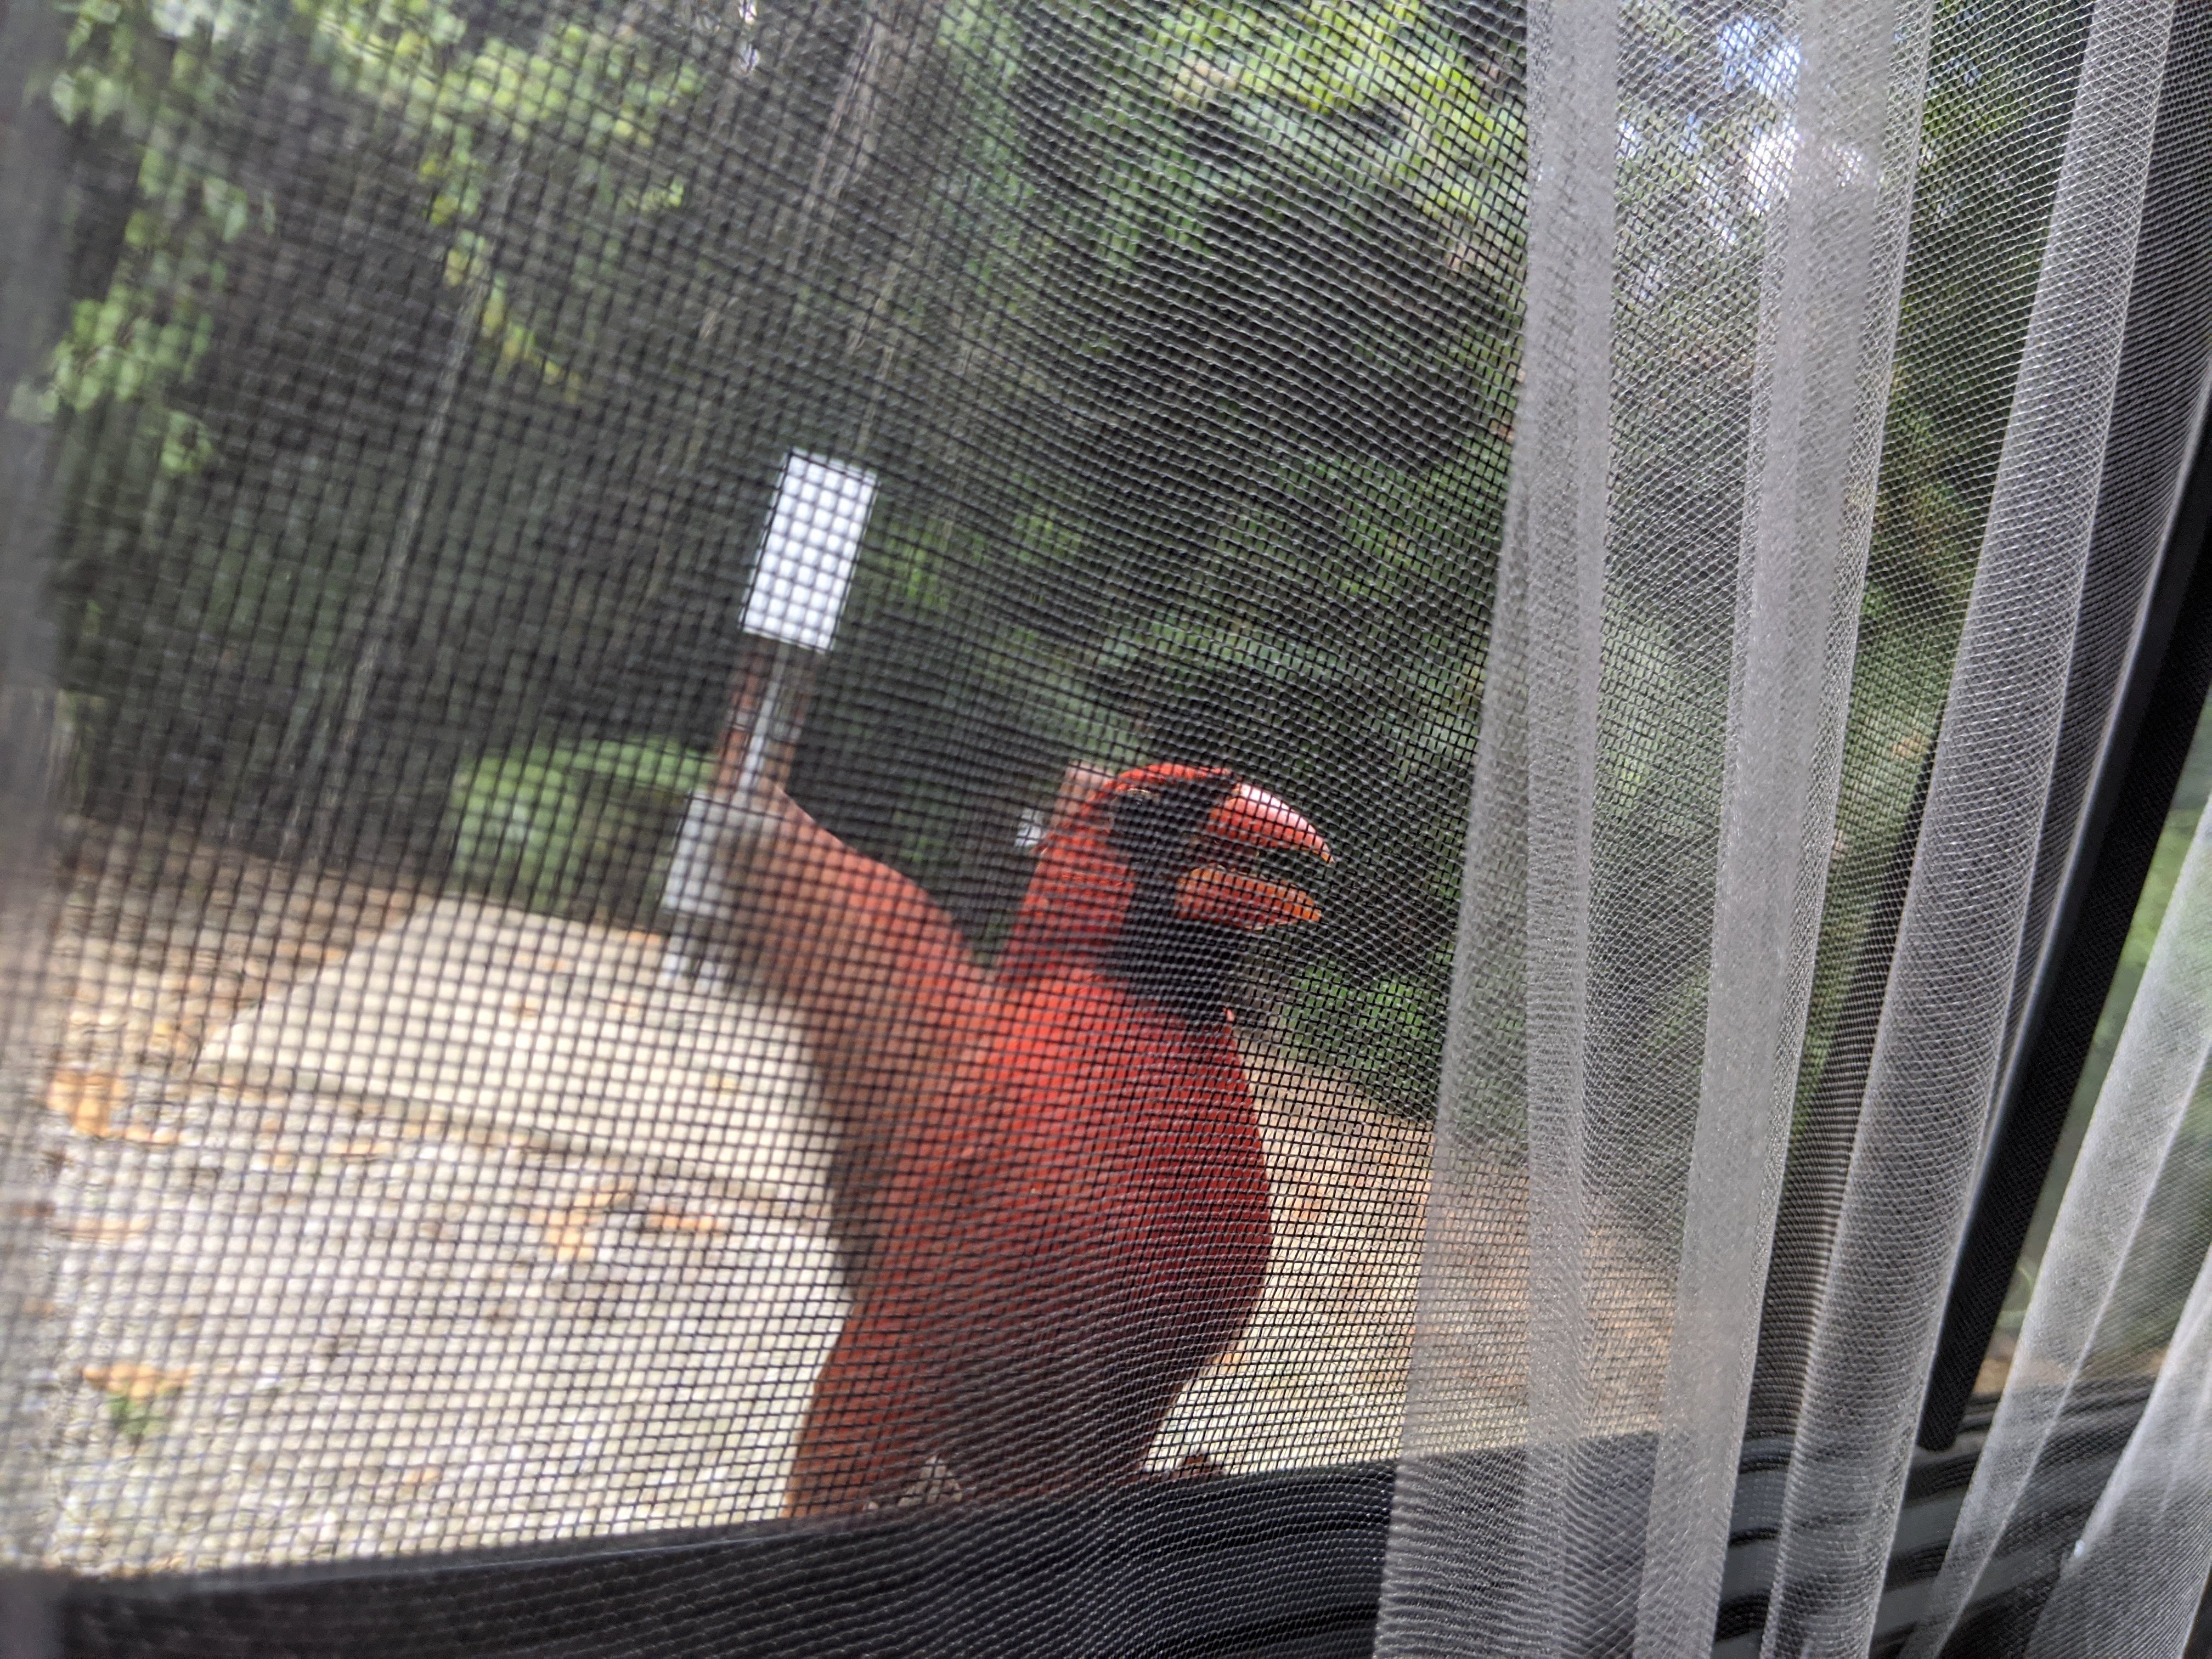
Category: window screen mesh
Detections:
[
  {"x1": 3, "y1": 0, "x2": 2211, "y2": 1651},
  {"x1": 0, "y1": 0, "x2": 1520, "y2": 1576}
]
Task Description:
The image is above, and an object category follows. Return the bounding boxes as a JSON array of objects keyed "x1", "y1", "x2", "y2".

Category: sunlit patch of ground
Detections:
[{"x1": 14, "y1": 826, "x2": 1638, "y2": 1573}]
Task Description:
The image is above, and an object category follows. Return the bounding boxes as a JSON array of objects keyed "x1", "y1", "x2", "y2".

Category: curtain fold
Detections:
[
  {"x1": 1759, "y1": 3, "x2": 2174, "y2": 1651},
  {"x1": 1904, "y1": 17, "x2": 2212, "y2": 1652},
  {"x1": 1376, "y1": 0, "x2": 1931, "y2": 1650},
  {"x1": 2028, "y1": 1216, "x2": 2212, "y2": 1658},
  {"x1": 1632, "y1": 5, "x2": 1932, "y2": 1652},
  {"x1": 1379, "y1": 0, "x2": 2199, "y2": 1652},
  {"x1": 1906, "y1": 740, "x2": 2212, "y2": 1659}
]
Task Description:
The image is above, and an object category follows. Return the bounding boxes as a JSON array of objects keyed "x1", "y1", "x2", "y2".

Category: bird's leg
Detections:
[
  {"x1": 881, "y1": 1454, "x2": 964, "y2": 1509},
  {"x1": 1123, "y1": 1452, "x2": 1224, "y2": 1488}
]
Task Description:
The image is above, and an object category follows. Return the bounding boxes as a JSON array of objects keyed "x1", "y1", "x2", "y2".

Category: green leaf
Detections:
[
  {"x1": 158, "y1": 408, "x2": 213, "y2": 473},
  {"x1": 7, "y1": 379, "x2": 57, "y2": 425},
  {"x1": 448, "y1": 741, "x2": 713, "y2": 914}
]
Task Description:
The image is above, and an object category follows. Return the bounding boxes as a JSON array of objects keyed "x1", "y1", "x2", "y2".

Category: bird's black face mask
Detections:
[{"x1": 1104, "y1": 770, "x2": 1245, "y2": 1029}]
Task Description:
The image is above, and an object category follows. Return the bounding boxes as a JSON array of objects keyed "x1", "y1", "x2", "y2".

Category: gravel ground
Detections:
[{"x1": 11, "y1": 828, "x2": 1637, "y2": 1575}]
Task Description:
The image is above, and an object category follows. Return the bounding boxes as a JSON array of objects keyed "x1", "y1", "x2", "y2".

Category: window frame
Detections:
[
  {"x1": 1918, "y1": 382, "x2": 2212, "y2": 1454},
  {"x1": 4, "y1": 48, "x2": 2210, "y2": 1643}
]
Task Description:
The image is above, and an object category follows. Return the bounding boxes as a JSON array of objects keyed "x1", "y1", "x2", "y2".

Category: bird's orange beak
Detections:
[
  {"x1": 1174, "y1": 865, "x2": 1323, "y2": 930},
  {"x1": 1174, "y1": 782, "x2": 1329, "y2": 932},
  {"x1": 1199, "y1": 782, "x2": 1333, "y2": 864}
]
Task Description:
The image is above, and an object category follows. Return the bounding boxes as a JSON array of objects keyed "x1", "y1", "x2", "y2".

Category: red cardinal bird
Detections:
[
  {"x1": 784, "y1": 763, "x2": 1330, "y2": 1516},
  {"x1": 702, "y1": 786, "x2": 993, "y2": 1285}
]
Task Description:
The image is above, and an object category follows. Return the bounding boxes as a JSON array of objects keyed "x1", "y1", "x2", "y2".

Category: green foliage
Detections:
[
  {"x1": 25, "y1": 0, "x2": 270, "y2": 470},
  {"x1": 1071, "y1": 0, "x2": 1524, "y2": 278},
  {"x1": 40, "y1": 0, "x2": 1526, "y2": 1115},
  {"x1": 300, "y1": 0, "x2": 700, "y2": 385},
  {"x1": 1287, "y1": 950, "x2": 1453, "y2": 1112},
  {"x1": 21, "y1": 0, "x2": 698, "y2": 461},
  {"x1": 448, "y1": 738, "x2": 714, "y2": 919}
]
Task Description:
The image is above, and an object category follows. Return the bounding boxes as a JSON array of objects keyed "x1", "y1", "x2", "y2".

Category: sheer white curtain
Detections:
[
  {"x1": 2031, "y1": 1216, "x2": 2212, "y2": 1658},
  {"x1": 1375, "y1": 0, "x2": 2199, "y2": 1652},
  {"x1": 1759, "y1": 3, "x2": 2175, "y2": 1652},
  {"x1": 1906, "y1": 730, "x2": 2212, "y2": 1659},
  {"x1": 1898, "y1": 16, "x2": 2212, "y2": 1656},
  {"x1": 1379, "y1": 0, "x2": 1928, "y2": 1649}
]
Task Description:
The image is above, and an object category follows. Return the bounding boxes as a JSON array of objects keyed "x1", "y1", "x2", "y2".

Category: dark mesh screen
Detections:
[
  {"x1": 2, "y1": 0, "x2": 1519, "y2": 1573},
  {"x1": 7, "y1": 0, "x2": 2212, "y2": 1651}
]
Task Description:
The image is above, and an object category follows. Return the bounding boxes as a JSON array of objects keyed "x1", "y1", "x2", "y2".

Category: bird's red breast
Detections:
[{"x1": 783, "y1": 764, "x2": 1328, "y2": 1516}]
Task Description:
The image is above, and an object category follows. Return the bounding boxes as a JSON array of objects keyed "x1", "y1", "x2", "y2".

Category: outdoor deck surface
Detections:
[{"x1": 24, "y1": 835, "x2": 1465, "y2": 1573}]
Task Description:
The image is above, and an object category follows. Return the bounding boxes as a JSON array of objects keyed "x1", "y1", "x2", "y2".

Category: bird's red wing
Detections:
[
  {"x1": 704, "y1": 785, "x2": 994, "y2": 1281},
  {"x1": 780, "y1": 1001, "x2": 1028, "y2": 1518},
  {"x1": 785, "y1": 983, "x2": 1138, "y2": 1515},
  {"x1": 800, "y1": 973, "x2": 1270, "y2": 1506},
  {"x1": 783, "y1": 765, "x2": 1318, "y2": 1516}
]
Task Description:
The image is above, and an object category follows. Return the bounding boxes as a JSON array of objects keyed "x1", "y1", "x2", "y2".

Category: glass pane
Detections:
[{"x1": 1977, "y1": 684, "x2": 2212, "y2": 1397}]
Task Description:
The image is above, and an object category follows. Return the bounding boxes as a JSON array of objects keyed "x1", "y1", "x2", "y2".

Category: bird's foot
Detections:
[
  {"x1": 860, "y1": 1454, "x2": 965, "y2": 1512},
  {"x1": 1132, "y1": 1453, "x2": 1224, "y2": 1487}
]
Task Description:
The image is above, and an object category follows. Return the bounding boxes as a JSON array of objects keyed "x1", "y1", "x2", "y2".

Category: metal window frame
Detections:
[
  {"x1": 0, "y1": 1381, "x2": 2161, "y2": 1659},
  {"x1": 5, "y1": 393, "x2": 2209, "y2": 1659}
]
